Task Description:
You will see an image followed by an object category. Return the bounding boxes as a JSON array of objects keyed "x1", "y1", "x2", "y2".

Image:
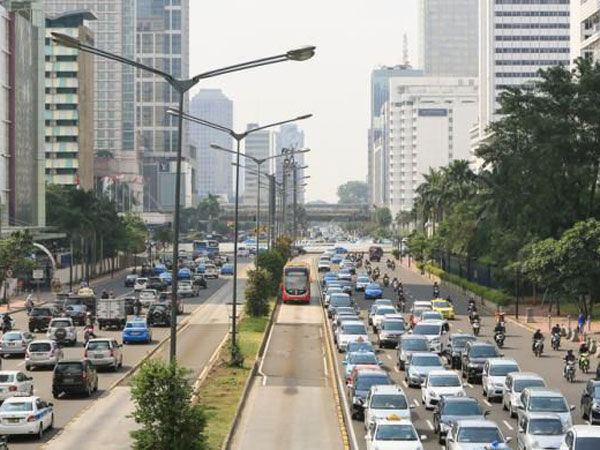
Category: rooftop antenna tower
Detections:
[{"x1": 402, "y1": 33, "x2": 410, "y2": 67}]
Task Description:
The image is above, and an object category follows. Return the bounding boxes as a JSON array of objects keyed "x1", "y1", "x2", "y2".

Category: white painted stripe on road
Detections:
[
  {"x1": 386, "y1": 354, "x2": 392, "y2": 360},
  {"x1": 458, "y1": 329, "x2": 463, "y2": 333},
  {"x1": 426, "y1": 419, "x2": 434, "y2": 430},
  {"x1": 413, "y1": 399, "x2": 419, "y2": 408},
  {"x1": 323, "y1": 355, "x2": 328, "y2": 377},
  {"x1": 503, "y1": 420, "x2": 514, "y2": 431},
  {"x1": 403, "y1": 380, "x2": 408, "y2": 388},
  {"x1": 394, "y1": 367, "x2": 399, "y2": 373},
  {"x1": 466, "y1": 383, "x2": 473, "y2": 388},
  {"x1": 16, "y1": 361, "x2": 24, "y2": 368},
  {"x1": 483, "y1": 399, "x2": 492, "y2": 407}
]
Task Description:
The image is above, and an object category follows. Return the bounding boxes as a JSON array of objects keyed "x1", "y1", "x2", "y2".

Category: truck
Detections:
[
  {"x1": 368, "y1": 245, "x2": 384, "y2": 262},
  {"x1": 96, "y1": 299, "x2": 127, "y2": 330}
]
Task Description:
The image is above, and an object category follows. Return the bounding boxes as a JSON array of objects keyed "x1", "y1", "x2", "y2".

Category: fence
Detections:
[{"x1": 432, "y1": 250, "x2": 503, "y2": 290}]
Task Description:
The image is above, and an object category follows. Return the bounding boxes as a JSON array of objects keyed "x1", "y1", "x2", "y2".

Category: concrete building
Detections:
[
  {"x1": 44, "y1": 10, "x2": 95, "y2": 190},
  {"x1": 386, "y1": 76, "x2": 478, "y2": 215},
  {"x1": 571, "y1": 0, "x2": 600, "y2": 63},
  {"x1": 275, "y1": 123, "x2": 305, "y2": 205},
  {"x1": 474, "y1": 0, "x2": 570, "y2": 156},
  {"x1": 136, "y1": 0, "x2": 192, "y2": 211},
  {"x1": 189, "y1": 89, "x2": 233, "y2": 202},
  {"x1": 418, "y1": 0, "x2": 478, "y2": 77},
  {"x1": 242, "y1": 123, "x2": 270, "y2": 207}
]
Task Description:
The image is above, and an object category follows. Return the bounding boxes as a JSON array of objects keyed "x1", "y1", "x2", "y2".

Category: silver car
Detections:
[
  {"x1": 46, "y1": 317, "x2": 77, "y2": 346},
  {"x1": 482, "y1": 358, "x2": 520, "y2": 401},
  {"x1": 85, "y1": 338, "x2": 123, "y2": 371},
  {"x1": 336, "y1": 321, "x2": 369, "y2": 353},
  {"x1": 405, "y1": 352, "x2": 444, "y2": 388},
  {"x1": 503, "y1": 372, "x2": 546, "y2": 418},
  {"x1": 0, "y1": 331, "x2": 34, "y2": 357},
  {"x1": 397, "y1": 335, "x2": 429, "y2": 370},
  {"x1": 25, "y1": 340, "x2": 63, "y2": 370},
  {"x1": 517, "y1": 412, "x2": 565, "y2": 450},
  {"x1": 376, "y1": 317, "x2": 407, "y2": 349},
  {"x1": 518, "y1": 388, "x2": 575, "y2": 429},
  {"x1": 447, "y1": 419, "x2": 511, "y2": 450}
]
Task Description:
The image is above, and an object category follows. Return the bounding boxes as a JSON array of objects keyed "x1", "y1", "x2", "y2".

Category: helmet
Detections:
[
  {"x1": 536, "y1": 329, "x2": 541, "y2": 333},
  {"x1": 567, "y1": 349, "x2": 573, "y2": 355}
]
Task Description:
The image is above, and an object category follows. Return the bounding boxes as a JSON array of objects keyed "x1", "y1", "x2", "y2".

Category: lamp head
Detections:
[
  {"x1": 286, "y1": 46, "x2": 316, "y2": 61},
  {"x1": 51, "y1": 32, "x2": 80, "y2": 49}
]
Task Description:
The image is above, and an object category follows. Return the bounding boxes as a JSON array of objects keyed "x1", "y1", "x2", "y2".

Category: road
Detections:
[
  {"x1": 4, "y1": 267, "x2": 233, "y2": 450},
  {"x1": 232, "y1": 258, "x2": 345, "y2": 450},
  {"x1": 319, "y1": 254, "x2": 597, "y2": 450}
]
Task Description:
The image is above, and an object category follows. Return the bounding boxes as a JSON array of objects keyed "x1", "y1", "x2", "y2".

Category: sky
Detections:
[{"x1": 189, "y1": 0, "x2": 419, "y2": 203}]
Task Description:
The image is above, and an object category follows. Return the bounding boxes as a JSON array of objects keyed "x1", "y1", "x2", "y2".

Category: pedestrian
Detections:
[{"x1": 578, "y1": 313, "x2": 586, "y2": 334}]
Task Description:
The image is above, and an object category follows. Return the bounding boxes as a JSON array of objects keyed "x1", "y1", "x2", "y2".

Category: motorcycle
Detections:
[
  {"x1": 0, "y1": 315, "x2": 14, "y2": 333},
  {"x1": 433, "y1": 286, "x2": 440, "y2": 298},
  {"x1": 533, "y1": 339, "x2": 544, "y2": 357},
  {"x1": 386, "y1": 259, "x2": 393, "y2": 269},
  {"x1": 472, "y1": 319, "x2": 481, "y2": 336},
  {"x1": 84, "y1": 326, "x2": 96, "y2": 345},
  {"x1": 467, "y1": 301, "x2": 476, "y2": 314},
  {"x1": 390, "y1": 261, "x2": 396, "y2": 270},
  {"x1": 382, "y1": 275, "x2": 390, "y2": 287},
  {"x1": 469, "y1": 311, "x2": 479, "y2": 325},
  {"x1": 494, "y1": 331, "x2": 505, "y2": 348},
  {"x1": 580, "y1": 352, "x2": 590, "y2": 373},
  {"x1": 551, "y1": 333, "x2": 561, "y2": 351},
  {"x1": 391, "y1": 279, "x2": 399, "y2": 291},
  {"x1": 565, "y1": 360, "x2": 576, "y2": 383}
]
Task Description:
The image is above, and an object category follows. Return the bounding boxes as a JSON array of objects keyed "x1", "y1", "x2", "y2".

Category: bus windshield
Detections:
[{"x1": 193, "y1": 240, "x2": 219, "y2": 255}]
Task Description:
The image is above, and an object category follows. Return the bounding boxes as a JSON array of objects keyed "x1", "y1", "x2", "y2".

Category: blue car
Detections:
[
  {"x1": 153, "y1": 263, "x2": 167, "y2": 275},
  {"x1": 220, "y1": 263, "x2": 234, "y2": 275},
  {"x1": 331, "y1": 255, "x2": 344, "y2": 264},
  {"x1": 177, "y1": 268, "x2": 192, "y2": 279},
  {"x1": 159, "y1": 272, "x2": 172, "y2": 286},
  {"x1": 196, "y1": 263, "x2": 206, "y2": 274},
  {"x1": 322, "y1": 272, "x2": 339, "y2": 286},
  {"x1": 364, "y1": 283, "x2": 383, "y2": 300},
  {"x1": 343, "y1": 351, "x2": 382, "y2": 380},
  {"x1": 335, "y1": 246, "x2": 348, "y2": 254},
  {"x1": 122, "y1": 318, "x2": 152, "y2": 344}
]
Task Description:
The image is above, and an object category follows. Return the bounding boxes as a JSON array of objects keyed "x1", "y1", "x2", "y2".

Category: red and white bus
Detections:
[{"x1": 282, "y1": 262, "x2": 311, "y2": 304}]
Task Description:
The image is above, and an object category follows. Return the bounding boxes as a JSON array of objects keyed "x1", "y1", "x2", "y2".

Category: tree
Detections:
[
  {"x1": 337, "y1": 181, "x2": 368, "y2": 204},
  {"x1": 0, "y1": 231, "x2": 35, "y2": 301},
  {"x1": 256, "y1": 250, "x2": 285, "y2": 295},
  {"x1": 129, "y1": 359, "x2": 207, "y2": 450},
  {"x1": 244, "y1": 268, "x2": 271, "y2": 317},
  {"x1": 374, "y1": 207, "x2": 392, "y2": 229},
  {"x1": 273, "y1": 236, "x2": 292, "y2": 261},
  {"x1": 153, "y1": 227, "x2": 174, "y2": 258}
]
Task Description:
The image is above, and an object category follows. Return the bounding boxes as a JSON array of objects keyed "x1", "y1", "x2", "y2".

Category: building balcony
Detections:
[
  {"x1": 45, "y1": 126, "x2": 79, "y2": 137},
  {"x1": 45, "y1": 94, "x2": 78, "y2": 104},
  {"x1": 45, "y1": 158, "x2": 79, "y2": 169},
  {"x1": 45, "y1": 78, "x2": 79, "y2": 89},
  {"x1": 45, "y1": 61, "x2": 78, "y2": 72},
  {"x1": 45, "y1": 173, "x2": 77, "y2": 186},
  {"x1": 45, "y1": 142, "x2": 78, "y2": 153},
  {"x1": 45, "y1": 110, "x2": 79, "y2": 121}
]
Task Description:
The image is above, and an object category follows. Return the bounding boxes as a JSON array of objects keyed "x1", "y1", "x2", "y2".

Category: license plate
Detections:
[
  {"x1": 63, "y1": 378, "x2": 74, "y2": 383},
  {"x1": 7, "y1": 418, "x2": 19, "y2": 423},
  {"x1": 131, "y1": 332, "x2": 140, "y2": 336},
  {"x1": 94, "y1": 354, "x2": 103, "y2": 359}
]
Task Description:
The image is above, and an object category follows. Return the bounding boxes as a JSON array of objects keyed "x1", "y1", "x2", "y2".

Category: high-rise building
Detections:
[
  {"x1": 136, "y1": 0, "x2": 192, "y2": 211},
  {"x1": 242, "y1": 123, "x2": 270, "y2": 206},
  {"x1": 571, "y1": 1, "x2": 600, "y2": 63},
  {"x1": 475, "y1": 0, "x2": 570, "y2": 155},
  {"x1": 275, "y1": 123, "x2": 305, "y2": 205},
  {"x1": 418, "y1": 0, "x2": 478, "y2": 77},
  {"x1": 387, "y1": 76, "x2": 478, "y2": 215},
  {"x1": 42, "y1": 0, "x2": 140, "y2": 210},
  {"x1": 1, "y1": 0, "x2": 46, "y2": 228},
  {"x1": 44, "y1": 11, "x2": 95, "y2": 190},
  {"x1": 189, "y1": 89, "x2": 233, "y2": 202}
]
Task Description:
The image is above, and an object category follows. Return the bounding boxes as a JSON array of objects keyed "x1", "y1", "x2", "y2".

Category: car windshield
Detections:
[
  {"x1": 575, "y1": 438, "x2": 600, "y2": 450},
  {"x1": 127, "y1": 322, "x2": 146, "y2": 329},
  {"x1": 30, "y1": 309, "x2": 51, "y2": 316},
  {"x1": 514, "y1": 379, "x2": 545, "y2": 392},
  {"x1": 413, "y1": 324, "x2": 441, "y2": 335},
  {"x1": 376, "y1": 308, "x2": 396, "y2": 316},
  {"x1": 452, "y1": 336, "x2": 476, "y2": 348},
  {"x1": 4, "y1": 333, "x2": 22, "y2": 341},
  {"x1": 383, "y1": 321, "x2": 405, "y2": 331},
  {"x1": 87, "y1": 341, "x2": 110, "y2": 350},
  {"x1": 0, "y1": 401, "x2": 32, "y2": 412},
  {"x1": 342, "y1": 324, "x2": 367, "y2": 335},
  {"x1": 402, "y1": 339, "x2": 428, "y2": 351},
  {"x1": 371, "y1": 394, "x2": 408, "y2": 409},
  {"x1": 443, "y1": 401, "x2": 482, "y2": 416},
  {"x1": 348, "y1": 342, "x2": 374, "y2": 353},
  {"x1": 529, "y1": 396, "x2": 569, "y2": 412},
  {"x1": 29, "y1": 343, "x2": 51, "y2": 352},
  {"x1": 411, "y1": 356, "x2": 441, "y2": 367},
  {"x1": 433, "y1": 301, "x2": 451, "y2": 308},
  {"x1": 0, "y1": 374, "x2": 15, "y2": 382},
  {"x1": 331, "y1": 296, "x2": 351, "y2": 307},
  {"x1": 490, "y1": 365, "x2": 519, "y2": 376},
  {"x1": 470, "y1": 346, "x2": 499, "y2": 358},
  {"x1": 355, "y1": 374, "x2": 391, "y2": 391},
  {"x1": 368, "y1": 284, "x2": 381, "y2": 290},
  {"x1": 458, "y1": 427, "x2": 502, "y2": 443},
  {"x1": 529, "y1": 419, "x2": 564, "y2": 435},
  {"x1": 593, "y1": 386, "x2": 600, "y2": 397},
  {"x1": 357, "y1": 277, "x2": 370, "y2": 283},
  {"x1": 336, "y1": 307, "x2": 355, "y2": 315},
  {"x1": 375, "y1": 424, "x2": 417, "y2": 441},
  {"x1": 423, "y1": 312, "x2": 443, "y2": 320},
  {"x1": 349, "y1": 353, "x2": 378, "y2": 365},
  {"x1": 56, "y1": 363, "x2": 83, "y2": 372},
  {"x1": 429, "y1": 375, "x2": 461, "y2": 387},
  {"x1": 51, "y1": 320, "x2": 71, "y2": 328},
  {"x1": 179, "y1": 281, "x2": 191, "y2": 286}
]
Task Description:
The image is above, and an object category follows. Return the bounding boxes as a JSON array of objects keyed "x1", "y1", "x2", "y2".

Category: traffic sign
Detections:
[{"x1": 32, "y1": 269, "x2": 44, "y2": 280}]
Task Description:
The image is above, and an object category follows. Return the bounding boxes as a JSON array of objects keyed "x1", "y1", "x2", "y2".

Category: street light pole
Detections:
[{"x1": 293, "y1": 167, "x2": 298, "y2": 242}]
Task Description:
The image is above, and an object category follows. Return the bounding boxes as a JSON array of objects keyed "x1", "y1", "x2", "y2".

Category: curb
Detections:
[{"x1": 222, "y1": 296, "x2": 280, "y2": 450}]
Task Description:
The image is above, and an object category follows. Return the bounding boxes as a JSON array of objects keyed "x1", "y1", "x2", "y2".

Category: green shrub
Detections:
[
  {"x1": 244, "y1": 268, "x2": 271, "y2": 317},
  {"x1": 391, "y1": 249, "x2": 400, "y2": 260},
  {"x1": 256, "y1": 249, "x2": 285, "y2": 295}
]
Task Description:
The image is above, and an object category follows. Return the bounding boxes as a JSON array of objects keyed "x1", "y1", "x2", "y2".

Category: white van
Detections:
[{"x1": 237, "y1": 246, "x2": 250, "y2": 257}]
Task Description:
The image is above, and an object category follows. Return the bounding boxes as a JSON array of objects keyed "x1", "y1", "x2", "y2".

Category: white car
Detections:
[
  {"x1": 355, "y1": 276, "x2": 371, "y2": 292},
  {"x1": 446, "y1": 420, "x2": 511, "y2": 450},
  {"x1": 517, "y1": 412, "x2": 565, "y2": 450},
  {"x1": 411, "y1": 320, "x2": 445, "y2": 353},
  {"x1": 502, "y1": 372, "x2": 546, "y2": 418},
  {"x1": 133, "y1": 277, "x2": 148, "y2": 292},
  {"x1": 518, "y1": 388, "x2": 575, "y2": 429},
  {"x1": 366, "y1": 418, "x2": 425, "y2": 450},
  {"x1": 368, "y1": 300, "x2": 395, "y2": 325},
  {"x1": 177, "y1": 279, "x2": 196, "y2": 298},
  {"x1": 422, "y1": 370, "x2": 465, "y2": 410},
  {"x1": 0, "y1": 331, "x2": 34, "y2": 357},
  {"x1": 364, "y1": 385, "x2": 412, "y2": 431},
  {"x1": 318, "y1": 260, "x2": 331, "y2": 273},
  {"x1": 25, "y1": 340, "x2": 63, "y2": 371},
  {"x1": 85, "y1": 338, "x2": 123, "y2": 371},
  {"x1": 482, "y1": 358, "x2": 520, "y2": 401},
  {"x1": 560, "y1": 425, "x2": 600, "y2": 450},
  {"x1": 0, "y1": 371, "x2": 34, "y2": 400},
  {"x1": 139, "y1": 289, "x2": 158, "y2": 308},
  {"x1": 237, "y1": 246, "x2": 250, "y2": 257},
  {"x1": 336, "y1": 320, "x2": 369, "y2": 353},
  {"x1": 0, "y1": 395, "x2": 53, "y2": 438},
  {"x1": 46, "y1": 317, "x2": 77, "y2": 346},
  {"x1": 371, "y1": 305, "x2": 398, "y2": 332},
  {"x1": 204, "y1": 264, "x2": 219, "y2": 279},
  {"x1": 413, "y1": 300, "x2": 432, "y2": 310}
]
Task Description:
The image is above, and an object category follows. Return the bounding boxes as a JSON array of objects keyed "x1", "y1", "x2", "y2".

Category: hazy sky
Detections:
[{"x1": 189, "y1": 0, "x2": 419, "y2": 203}]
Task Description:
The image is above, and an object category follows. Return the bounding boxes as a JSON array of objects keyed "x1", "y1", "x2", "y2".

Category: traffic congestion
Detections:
[
  {"x1": 316, "y1": 245, "x2": 600, "y2": 450},
  {"x1": 0, "y1": 249, "x2": 234, "y2": 448}
]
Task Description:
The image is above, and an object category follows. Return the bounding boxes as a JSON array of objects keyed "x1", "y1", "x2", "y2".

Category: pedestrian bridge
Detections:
[{"x1": 219, "y1": 203, "x2": 371, "y2": 222}]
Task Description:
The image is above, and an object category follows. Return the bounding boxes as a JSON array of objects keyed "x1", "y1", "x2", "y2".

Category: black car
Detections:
[
  {"x1": 124, "y1": 274, "x2": 138, "y2": 287},
  {"x1": 65, "y1": 304, "x2": 87, "y2": 326},
  {"x1": 147, "y1": 304, "x2": 172, "y2": 327},
  {"x1": 192, "y1": 274, "x2": 207, "y2": 289},
  {"x1": 52, "y1": 360, "x2": 98, "y2": 398},
  {"x1": 461, "y1": 341, "x2": 501, "y2": 383},
  {"x1": 28, "y1": 307, "x2": 56, "y2": 332},
  {"x1": 444, "y1": 333, "x2": 477, "y2": 369},
  {"x1": 146, "y1": 277, "x2": 167, "y2": 292},
  {"x1": 581, "y1": 380, "x2": 600, "y2": 424},
  {"x1": 433, "y1": 396, "x2": 487, "y2": 444},
  {"x1": 123, "y1": 296, "x2": 135, "y2": 315}
]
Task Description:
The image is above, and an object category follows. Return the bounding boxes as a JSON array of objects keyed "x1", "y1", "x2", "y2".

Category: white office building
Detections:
[
  {"x1": 275, "y1": 123, "x2": 305, "y2": 205},
  {"x1": 419, "y1": 0, "x2": 479, "y2": 77},
  {"x1": 242, "y1": 124, "x2": 271, "y2": 206},
  {"x1": 571, "y1": 0, "x2": 600, "y2": 63},
  {"x1": 387, "y1": 76, "x2": 478, "y2": 215}
]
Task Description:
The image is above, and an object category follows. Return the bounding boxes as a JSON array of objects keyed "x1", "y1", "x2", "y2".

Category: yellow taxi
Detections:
[
  {"x1": 78, "y1": 287, "x2": 95, "y2": 297},
  {"x1": 430, "y1": 298, "x2": 455, "y2": 319}
]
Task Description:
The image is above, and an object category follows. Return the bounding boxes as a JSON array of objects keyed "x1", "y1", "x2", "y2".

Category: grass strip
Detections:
[{"x1": 197, "y1": 305, "x2": 272, "y2": 449}]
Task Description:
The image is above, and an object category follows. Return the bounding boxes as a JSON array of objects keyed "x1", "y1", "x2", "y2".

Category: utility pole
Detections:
[
  {"x1": 281, "y1": 167, "x2": 287, "y2": 235},
  {"x1": 293, "y1": 166, "x2": 298, "y2": 243}
]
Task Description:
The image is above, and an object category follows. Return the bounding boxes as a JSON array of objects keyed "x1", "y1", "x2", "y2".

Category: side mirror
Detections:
[
  {"x1": 570, "y1": 405, "x2": 576, "y2": 411},
  {"x1": 518, "y1": 405, "x2": 525, "y2": 410},
  {"x1": 506, "y1": 437, "x2": 513, "y2": 444},
  {"x1": 409, "y1": 404, "x2": 415, "y2": 409},
  {"x1": 484, "y1": 410, "x2": 491, "y2": 417},
  {"x1": 48, "y1": 402, "x2": 54, "y2": 407},
  {"x1": 420, "y1": 435, "x2": 428, "y2": 441}
]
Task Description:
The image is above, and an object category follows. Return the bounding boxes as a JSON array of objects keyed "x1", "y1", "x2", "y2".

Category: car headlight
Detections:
[
  {"x1": 429, "y1": 390, "x2": 438, "y2": 398},
  {"x1": 352, "y1": 396, "x2": 363, "y2": 406}
]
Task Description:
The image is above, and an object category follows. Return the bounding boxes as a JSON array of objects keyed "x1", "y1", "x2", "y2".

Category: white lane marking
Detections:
[
  {"x1": 503, "y1": 420, "x2": 514, "y2": 431},
  {"x1": 466, "y1": 383, "x2": 473, "y2": 388},
  {"x1": 426, "y1": 419, "x2": 434, "y2": 430},
  {"x1": 483, "y1": 399, "x2": 492, "y2": 407},
  {"x1": 386, "y1": 354, "x2": 392, "y2": 360},
  {"x1": 16, "y1": 361, "x2": 24, "y2": 368},
  {"x1": 458, "y1": 329, "x2": 463, "y2": 333},
  {"x1": 323, "y1": 355, "x2": 328, "y2": 377},
  {"x1": 403, "y1": 380, "x2": 408, "y2": 388},
  {"x1": 394, "y1": 367, "x2": 400, "y2": 373},
  {"x1": 413, "y1": 399, "x2": 419, "y2": 407}
]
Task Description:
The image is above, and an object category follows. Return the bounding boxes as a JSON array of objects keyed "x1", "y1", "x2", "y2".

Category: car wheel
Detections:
[
  {"x1": 502, "y1": 400, "x2": 508, "y2": 411},
  {"x1": 86, "y1": 385, "x2": 92, "y2": 397},
  {"x1": 38, "y1": 424, "x2": 43, "y2": 439},
  {"x1": 25, "y1": 365, "x2": 31, "y2": 371},
  {"x1": 49, "y1": 413, "x2": 54, "y2": 429},
  {"x1": 438, "y1": 433, "x2": 445, "y2": 445},
  {"x1": 582, "y1": 405, "x2": 589, "y2": 420},
  {"x1": 510, "y1": 403, "x2": 517, "y2": 418}
]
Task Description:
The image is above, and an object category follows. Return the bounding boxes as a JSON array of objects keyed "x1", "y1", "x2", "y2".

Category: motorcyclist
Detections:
[
  {"x1": 1, "y1": 314, "x2": 12, "y2": 332},
  {"x1": 532, "y1": 329, "x2": 544, "y2": 351},
  {"x1": 433, "y1": 282, "x2": 440, "y2": 297},
  {"x1": 391, "y1": 277, "x2": 399, "y2": 290},
  {"x1": 551, "y1": 323, "x2": 562, "y2": 336},
  {"x1": 109, "y1": 291, "x2": 115, "y2": 299},
  {"x1": 469, "y1": 306, "x2": 479, "y2": 323},
  {"x1": 382, "y1": 273, "x2": 390, "y2": 285},
  {"x1": 579, "y1": 341, "x2": 590, "y2": 355},
  {"x1": 24, "y1": 294, "x2": 34, "y2": 313},
  {"x1": 564, "y1": 349, "x2": 576, "y2": 376},
  {"x1": 446, "y1": 295, "x2": 453, "y2": 305},
  {"x1": 494, "y1": 322, "x2": 504, "y2": 335},
  {"x1": 101, "y1": 290, "x2": 109, "y2": 299},
  {"x1": 134, "y1": 298, "x2": 142, "y2": 316}
]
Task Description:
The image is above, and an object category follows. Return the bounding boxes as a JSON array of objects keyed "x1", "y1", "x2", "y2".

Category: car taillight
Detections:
[
  {"x1": 49, "y1": 350, "x2": 55, "y2": 357},
  {"x1": 8, "y1": 386, "x2": 17, "y2": 392},
  {"x1": 110, "y1": 349, "x2": 115, "y2": 357},
  {"x1": 25, "y1": 350, "x2": 29, "y2": 358},
  {"x1": 81, "y1": 373, "x2": 87, "y2": 380},
  {"x1": 26, "y1": 415, "x2": 36, "y2": 422},
  {"x1": 84, "y1": 350, "x2": 88, "y2": 358}
]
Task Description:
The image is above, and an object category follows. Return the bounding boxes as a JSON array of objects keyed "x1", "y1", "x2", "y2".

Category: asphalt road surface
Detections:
[
  {"x1": 318, "y1": 254, "x2": 597, "y2": 450},
  {"x1": 4, "y1": 270, "x2": 229, "y2": 450}
]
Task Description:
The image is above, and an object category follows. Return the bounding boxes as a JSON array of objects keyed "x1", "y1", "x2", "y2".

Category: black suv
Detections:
[
  {"x1": 147, "y1": 304, "x2": 172, "y2": 327},
  {"x1": 52, "y1": 360, "x2": 98, "y2": 398},
  {"x1": 192, "y1": 274, "x2": 207, "y2": 289},
  {"x1": 28, "y1": 307, "x2": 56, "y2": 332},
  {"x1": 433, "y1": 396, "x2": 487, "y2": 444},
  {"x1": 581, "y1": 380, "x2": 600, "y2": 424},
  {"x1": 146, "y1": 277, "x2": 167, "y2": 292},
  {"x1": 461, "y1": 341, "x2": 501, "y2": 383},
  {"x1": 444, "y1": 333, "x2": 477, "y2": 369}
]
